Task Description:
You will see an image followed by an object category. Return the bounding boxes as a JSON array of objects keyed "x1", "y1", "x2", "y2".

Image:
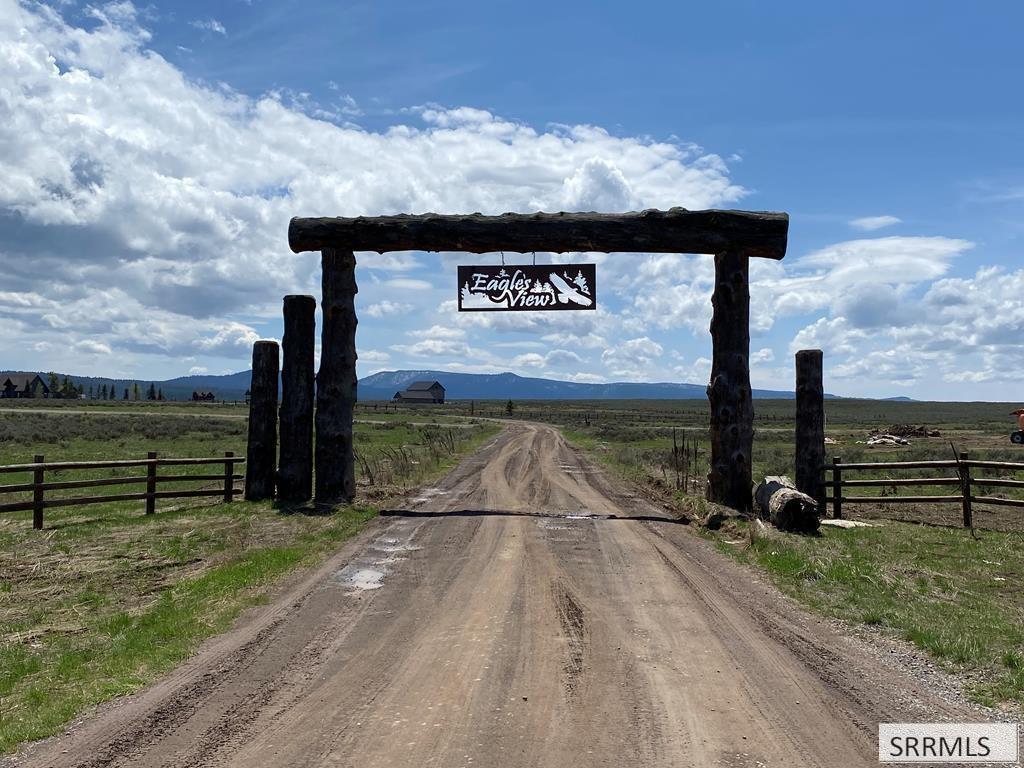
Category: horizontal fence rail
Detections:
[
  {"x1": 0, "y1": 452, "x2": 244, "y2": 529},
  {"x1": 822, "y1": 453, "x2": 1024, "y2": 527}
]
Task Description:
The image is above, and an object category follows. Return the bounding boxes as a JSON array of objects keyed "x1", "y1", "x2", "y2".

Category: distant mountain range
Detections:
[
  {"x1": 3, "y1": 368, "x2": 843, "y2": 402},
  {"x1": 360, "y1": 370, "x2": 819, "y2": 401}
]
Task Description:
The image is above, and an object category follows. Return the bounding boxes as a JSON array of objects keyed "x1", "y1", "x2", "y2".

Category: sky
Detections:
[{"x1": 1, "y1": 0, "x2": 1022, "y2": 400}]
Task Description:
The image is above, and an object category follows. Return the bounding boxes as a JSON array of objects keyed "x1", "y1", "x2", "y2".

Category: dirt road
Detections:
[{"x1": 11, "y1": 423, "x2": 971, "y2": 767}]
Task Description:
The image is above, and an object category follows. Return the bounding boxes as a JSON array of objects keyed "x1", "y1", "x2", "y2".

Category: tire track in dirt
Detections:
[{"x1": 8, "y1": 423, "x2": 978, "y2": 768}]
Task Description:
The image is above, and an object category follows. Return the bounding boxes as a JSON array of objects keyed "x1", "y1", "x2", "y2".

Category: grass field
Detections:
[{"x1": 0, "y1": 401, "x2": 499, "y2": 753}]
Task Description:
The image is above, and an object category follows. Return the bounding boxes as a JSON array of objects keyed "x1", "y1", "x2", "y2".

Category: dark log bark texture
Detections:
[
  {"x1": 706, "y1": 251, "x2": 753, "y2": 512},
  {"x1": 245, "y1": 340, "x2": 279, "y2": 501},
  {"x1": 315, "y1": 249, "x2": 358, "y2": 504},
  {"x1": 289, "y1": 208, "x2": 789, "y2": 259},
  {"x1": 755, "y1": 475, "x2": 820, "y2": 532},
  {"x1": 794, "y1": 349, "x2": 826, "y2": 512},
  {"x1": 278, "y1": 295, "x2": 316, "y2": 502}
]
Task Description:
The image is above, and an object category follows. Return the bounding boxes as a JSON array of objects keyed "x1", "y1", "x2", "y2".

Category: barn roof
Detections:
[
  {"x1": 407, "y1": 380, "x2": 444, "y2": 391},
  {"x1": 3, "y1": 373, "x2": 47, "y2": 390}
]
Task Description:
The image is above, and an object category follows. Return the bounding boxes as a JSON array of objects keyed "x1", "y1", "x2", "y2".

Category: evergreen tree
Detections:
[
  {"x1": 132, "y1": 382, "x2": 140, "y2": 401},
  {"x1": 146, "y1": 382, "x2": 157, "y2": 401},
  {"x1": 123, "y1": 387, "x2": 129, "y2": 400},
  {"x1": 157, "y1": 388, "x2": 164, "y2": 401},
  {"x1": 100, "y1": 383, "x2": 107, "y2": 400},
  {"x1": 47, "y1": 371, "x2": 59, "y2": 393},
  {"x1": 505, "y1": 399, "x2": 515, "y2": 416}
]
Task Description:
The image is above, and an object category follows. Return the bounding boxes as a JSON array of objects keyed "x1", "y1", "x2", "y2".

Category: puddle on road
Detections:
[
  {"x1": 345, "y1": 568, "x2": 385, "y2": 590},
  {"x1": 411, "y1": 488, "x2": 449, "y2": 504},
  {"x1": 333, "y1": 522, "x2": 424, "y2": 593}
]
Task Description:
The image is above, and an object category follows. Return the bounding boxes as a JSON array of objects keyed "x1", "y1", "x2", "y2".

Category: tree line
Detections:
[{"x1": 46, "y1": 373, "x2": 164, "y2": 401}]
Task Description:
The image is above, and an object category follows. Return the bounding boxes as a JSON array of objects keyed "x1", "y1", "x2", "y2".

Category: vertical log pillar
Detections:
[
  {"x1": 794, "y1": 349, "x2": 825, "y2": 513},
  {"x1": 706, "y1": 251, "x2": 753, "y2": 512},
  {"x1": 32, "y1": 455, "x2": 44, "y2": 530},
  {"x1": 316, "y1": 248, "x2": 358, "y2": 504},
  {"x1": 278, "y1": 295, "x2": 316, "y2": 501},
  {"x1": 245, "y1": 340, "x2": 279, "y2": 501}
]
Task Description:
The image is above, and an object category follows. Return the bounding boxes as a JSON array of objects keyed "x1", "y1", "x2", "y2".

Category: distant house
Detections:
[
  {"x1": 192, "y1": 390, "x2": 216, "y2": 402},
  {"x1": 393, "y1": 380, "x2": 445, "y2": 404},
  {"x1": 1, "y1": 374, "x2": 50, "y2": 399}
]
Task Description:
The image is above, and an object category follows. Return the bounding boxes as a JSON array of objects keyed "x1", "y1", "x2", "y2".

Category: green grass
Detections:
[{"x1": 707, "y1": 521, "x2": 1024, "y2": 708}]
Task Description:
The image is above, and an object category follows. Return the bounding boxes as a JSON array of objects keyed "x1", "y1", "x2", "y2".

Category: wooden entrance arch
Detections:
[{"x1": 287, "y1": 208, "x2": 789, "y2": 512}]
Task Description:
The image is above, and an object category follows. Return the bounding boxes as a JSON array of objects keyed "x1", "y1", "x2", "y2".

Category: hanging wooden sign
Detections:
[{"x1": 457, "y1": 264, "x2": 596, "y2": 312}]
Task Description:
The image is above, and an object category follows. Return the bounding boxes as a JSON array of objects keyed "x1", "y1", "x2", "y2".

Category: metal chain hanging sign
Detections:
[{"x1": 457, "y1": 263, "x2": 597, "y2": 312}]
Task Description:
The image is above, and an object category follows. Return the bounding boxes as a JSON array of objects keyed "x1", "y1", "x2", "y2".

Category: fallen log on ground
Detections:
[{"x1": 754, "y1": 475, "x2": 820, "y2": 532}]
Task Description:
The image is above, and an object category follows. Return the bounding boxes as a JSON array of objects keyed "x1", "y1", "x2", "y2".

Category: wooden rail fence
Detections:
[
  {"x1": 823, "y1": 452, "x2": 1024, "y2": 527},
  {"x1": 0, "y1": 452, "x2": 243, "y2": 529}
]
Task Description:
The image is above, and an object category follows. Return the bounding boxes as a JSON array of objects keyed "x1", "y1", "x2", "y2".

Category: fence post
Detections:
[
  {"x1": 246, "y1": 340, "x2": 280, "y2": 501},
  {"x1": 223, "y1": 451, "x2": 235, "y2": 502},
  {"x1": 832, "y1": 455, "x2": 842, "y2": 519},
  {"x1": 959, "y1": 450, "x2": 972, "y2": 529},
  {"x1": 795, "y1": 350, "x2": 825, "y2": 510},
  {"x1": 33, "y1": 454, "x2": 44, "y2": 530},
  {"x1": 146, "y1": 451, "x2": 157, "y2": 515}
]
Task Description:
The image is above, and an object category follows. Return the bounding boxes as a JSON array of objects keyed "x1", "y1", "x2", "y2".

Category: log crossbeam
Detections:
[{"x1": 289, "y1": 208, "x2": 789, "y2": 259}]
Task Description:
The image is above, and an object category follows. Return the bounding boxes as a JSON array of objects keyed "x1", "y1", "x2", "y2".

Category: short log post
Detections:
[
  {"x1": 278, "y1": 295, "x2": 316, "y2": 502},
  {"x1": 316, "y1": 248, "x2": 358, "y2": 505},
  {"x1": 832, "y1": 456, "x2": 843, "y2": 519},
  {"x1": 33, "y1": 454, "x2": 44, "y2": 530},
  {"x1": 706, "y1": 251, "x2": 753, "y2": 512},
  {"x1": 146, "y1": 451, "x2": 157, "y2": 515},
  {"x1": 245, "y1": 340, "x2": 279, "y2": 501},
  {"x1": 754, "y1": 475, "x2": 820, "y2": 532},
  {"x1": 959, "y1": 450, "x2": 972, "y2": 529},
  {"x1": 223, "y1": 451, "x2": 235, "y2": 502},
  {"x1": 795, "y1": 350, "x2": 826, "y2": 511}
]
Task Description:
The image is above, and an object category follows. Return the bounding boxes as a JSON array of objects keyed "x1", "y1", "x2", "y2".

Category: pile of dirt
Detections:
[{"x1": 870, "y1": 424, "x2": 941, "y2": 438}]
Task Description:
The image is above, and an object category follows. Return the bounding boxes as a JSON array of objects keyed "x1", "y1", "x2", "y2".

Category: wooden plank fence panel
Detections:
[
  {"x1": 0, "y1": 453, "x2": 246, "y2": 528},
  {"x1": 823, "y1": 453, "x2": 1024, "y2": 527}
]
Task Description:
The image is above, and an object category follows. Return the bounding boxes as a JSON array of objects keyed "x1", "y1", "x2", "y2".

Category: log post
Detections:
[
  {"x1": 278, "y1": 295, "x2": 316, "y2": 502},
  {"x1": 706, "y1": 251, "x2": 753, "y2": 512},
  {"x1": 145, "y1": 451, "x2": 157, "y2": 515},
  {"x1": 754, "y1": 475, "x2": 820, "y2": 532},
  {"x1": 832, "y1": 456, "x2": 843, "y2": 519},
  {"x1": 33, "y1": 454, "x2": 44, "y2": 530},
  {"x1": 223, "y1": 451, "x2": 235, "y2": 502},
  {"x1": 795, "y1": 350, "x2": 825, "y2": 510},
  {"x1": 959, "y1": 450, "x2": 972, "y2": 529},
  {"x1": 245, "y1": 340, "x2": 279, "y2": 501},
  {"x1": 316, "y1": 248, "x2": 358, "y2": 505}
]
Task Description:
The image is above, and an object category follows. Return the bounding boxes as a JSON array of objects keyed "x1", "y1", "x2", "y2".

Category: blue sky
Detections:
[{"x1": 1, "y1": 1, "x2": 1022, "y2": 399}]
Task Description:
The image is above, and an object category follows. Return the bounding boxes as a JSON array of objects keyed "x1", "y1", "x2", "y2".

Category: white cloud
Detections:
[
  {"x1": 189, "y1": 18, "x2": 226, "y2": 35},
  {"x1": 601, "y1": 336, "x2": 663, "y2": 378},
  {"x1": 849, "y1": 215, "x2": 901, "y2": 231},
  {"x1": 787, "y1": 265, "x2": 1024, "y2": 389},
  {"x1": 364, "y1": 300, "x2": 414, "y2": 318},
  {"x1": 408, "y1": 324, "x2": 465, "y2": 340},
  {"x1": 75, "y1": 339, "x2": 112, "y2": 355}
]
